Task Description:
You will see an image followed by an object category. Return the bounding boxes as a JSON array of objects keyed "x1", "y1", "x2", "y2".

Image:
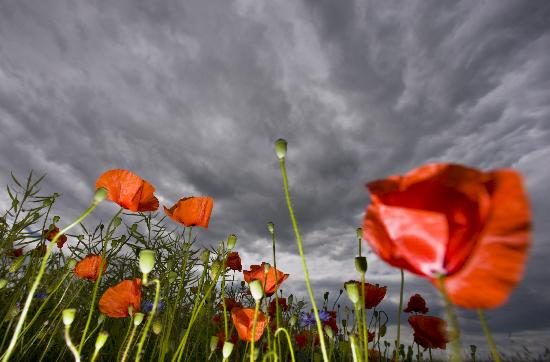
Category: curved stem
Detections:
[
  {"x1": 278, "y1": 158, "x2": 329, "y2": 362},
  {"x1": 436, "y1": 274, "x2": 462, "y2": 362},
  {"x1": 1, "y1": 199, "x2": 102, "y2": 362},
  {"x1": 274, "y1": 328, "x2": 295, "y2": 362},
  {"x1": 64, "y1": 326, "x2": 81, "y2": 362},
  {"x1": 395, "y1": 269, "x2": 404, "y2": 361},
  {"x1": 477, "y1": 309, "x2": 501, "y2": 362},
  {"x1": 135, "y1": 279, "x2": 161, "y2": 361}
]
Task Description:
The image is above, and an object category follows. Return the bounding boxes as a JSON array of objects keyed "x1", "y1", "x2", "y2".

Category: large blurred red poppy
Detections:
[
  {"x1": 408, "y1": 315, "x2": 450, "y2": 349},
  {"x1": 363, "y1": 163, "x2": 531, "y2": 308},
  {"x1": 225, "y1": 251, "x2": 242, "y2": 272},
  {"x1": 44, "y1": 225, "x2": 67, "y2": 248},
  {"x1": 98, "y1": 278, "x2": 142, "y2": 318},
  {"x1": 243, "y1": 263, "x2": 289, "y2": 297},
  {"x1": 163, "y1": 197, "x2": 214, "y2": 229},
  {"x1": 231, "y1": 307, "x2": 267, "y2": 342},
  {"x1": 96, "y1": 169, "x2": 159, "y2": 212},
  {"x1": 404, "y1": 293, "x2": 429, "y2": 314},
  {"x1": 74, "y1": 255, "x2": 106, "y2": 281}
]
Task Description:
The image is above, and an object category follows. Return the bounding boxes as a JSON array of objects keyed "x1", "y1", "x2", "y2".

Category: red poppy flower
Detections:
[
  {"x1": 231, "y1": 307, "x2": 267, "y2": 342},
  {"x1": 363, "y1": 163, "x2": 531, "y2": 308},
  {"x1": 211, "y1": 314, "x2": 222, "y2": 325},
  {"x1": 74, "y1": 255, "x2": 106, "y2": 281},
  {"x1": 8, "y1": 248, "x2": 24, "y2": 257},
  {"x1": 96, "y1": 169, "x2": 159, "y2": 212},
  {"x1": 404, "y1": 293, "x2": 429, "y2": 314},
  {"x1": 344, "y1": 281, "x2": 387, "y2": 309},
  {"x1": 216, "y1": 330, "x2": 238, "y2": 350},
  {"x1": 219, "y1": 298, "x2": 242, "y2": 312},
  {"x1": 225, "y1": 252, "x2": 242, "y2": 272},
  {"x1": 295, "y1": 331, "x2": 319, "y2": 349},
  {"x1": 98, "y1": 279, "x2": 142, "y2": 318},
  {"x1": 268, "y1": 297, "x2": 289, "y2": 317},
  {"x1": 243, "y1": 263, "x2": 289, "y2": 297},
  {"x1": 44, "y1": 226, "x2": 67, "y2": 248},
  {"x1": 163, "y1": 197, "x2": 214, "y2": 229},
  {"x1": 408, "y1": 315, "x2": 450, "y2": 349},
  {"x1": 368, "y1": 330, "x2": 375, "y2": 342}
]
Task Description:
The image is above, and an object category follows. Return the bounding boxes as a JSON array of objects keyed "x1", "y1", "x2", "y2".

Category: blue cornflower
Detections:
[
  {"x1": 34, "y1": 292, "x2": 48, "y2": 300},
  {"x1": 299, "y1": 311, "x2": 329, "y2": 327},
  {"x1": 142, "y1": 300, "x2": 164, "y2": 313}
]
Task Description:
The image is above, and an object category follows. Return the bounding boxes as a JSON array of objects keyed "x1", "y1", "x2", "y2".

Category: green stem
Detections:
[
  {"x1": 360, "y1": 274, "x2": 369, "y2": 362},
  {"x1": 437, "y1": 274, "x2": 462, "y2": 362},
  {"x1": 250, "y1": 300, "x2": 260, "y2": 362},
  {"x1": 118, "y1": 317, "x2": 134, "y2": 362},
  {"x1": 395, "y1": 269, "x2": 404, "y2": 361},
  {"x1": 274, "y1": 328, "x2": 295, "y2": 362},
  {"x1": 1, "y1": 198, "x2": 102, "y2": 362},
  {"x1": 278, "y1": 157, "x2": 329, "y2": 362},
  {"x1": 272, "y1": 230, "x2": 282, "y2": 359},
  {"x1": 64, "y1": 326, "x2": 81, "y2": 362},
  {"x1": 135, "y1": 279, "x2": 161, "y2": 361},
  {"x1": 121, "y1": 324, "x2": 139, "y2": 362},
  {"x1": 477, "y1": 309, "x2": 501, "y2": 362}
]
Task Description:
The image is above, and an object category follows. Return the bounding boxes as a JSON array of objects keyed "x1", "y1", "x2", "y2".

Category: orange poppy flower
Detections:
[
  {"x1": 44, "y1": 226, "x2": 67, "y2": 248},
  {"x1": 225, "y1": 251, "x2": 242, "y2": 272},
  {"x1": 344, "y1": 281, "x2": 387, "y2": 309},
  {"x1": 163, "y1": 197, "x2": 214, "y2": 229},
  {"x1": 404, "y1": 293, "x2": 429, "y2": 314},
  {"x1": 231, "y1": 307, "x2": 267, "y2": 342},
  {"x1": 96, "y1": 169, "x2": 159, "y2": 212},
  {"x1": 74, "y1": 255, "x2": 106, "y2": 281},
  {"x1": 243, "y1": 262, "x2": 289, "y2": 297},
  {"x1": 98, "y1": 278, "x2": 142, "y2": 318},
  {"x1": 408, "y1": 315, "x2": 450, "y2": 349},
  {"x1": 363, "y1": 163, "x2": 531, "y2": 308}
]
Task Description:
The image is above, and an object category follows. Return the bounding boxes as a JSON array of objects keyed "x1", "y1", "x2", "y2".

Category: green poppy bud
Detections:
[
  {"x1": 211, "y1": 260, "x2": 222, "y2": 280},
  {"x1": 62, "y1": 309, "x2": 76, "y2": 326},
  {"x1": 356, "y1": 227, "x2": 362, "y2": 240},
  {"x1": 249, "y1": 280, "x2": 264, "y2": 301},
  {"x1": 287, "y1": 294, "x2": 293, "y2": 306},
  {"x1": 139, "y1": 249, "x2": 155, "y2": 275},
  {"x1": 200, "y1": 249, "x2": 210, "y2": 264},
  {"x1": 324, "y1": 291, "x2": 329, "y2": 301},
  {"x1": 345, "y1": 282, "x2": 360, "y2": 305},
  {"x1": 0, "y1": 279, "x2": 7, "y2": 289},
  {"x1": 354, "y1": 256, "x2": 368, "y2": 274},
  {"x1": 94, "y1": 188, "x2": 108, "y2": 204},
  {"x1": 168, "y1": 271, "x2": 177, "y2": 284},
  {"x1": 133, "y1": 313, "x2": 145, "y2": 326},
  {"x1": 289, "y1": 315, "x2": 297, "y2": 327},
  {"x1": 267, "y1": 222, "x2": 274, "y2": 234},
  {"x1": 95, "y1": 331, "x2": 109, "y2": 351},
  {"x1": 222, "y1": 341, "x2": 234, "y2": 359},
  {"x1": 53, "y1": 216, "x2": 60, "y2": 223},
  {"x1": 209, "y1": 335, "x2": 219, "y2": 353},
  {"x1": 67, "y1": 258, "x2": 77, "y2": 269},
  {"x1": 98, "y1": 314, "x2": 106, "y2": 325},
  {"x1": 275, "y1": 139, "x2": 287, "y2": 159},
  {"x1": 227, "y1": 234, "x2": 237, "y2": 250},
  {"x1": 153, "y1": 320, "x2": 162, "y2": 335},
  {"x1": 324, "y1": 324, "x2": 334, "y2": 339}
]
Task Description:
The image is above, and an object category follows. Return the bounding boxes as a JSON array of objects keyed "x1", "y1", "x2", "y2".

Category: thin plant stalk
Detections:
[
  {"x1": 477, "y1": 309, "x2": 501, "y2": 362},
  {"x1": 118, "y1": 317, "x2": 135, "y2": 362},
  {"x1": 135, "y1": 279, "x2": 161, "y2": 362},
  {"x1": 278, "y1": 156, "x2": 329, "y2": 362},
  {"x1": 1, "y1": 195, "x2": 104, "y2": 362},
  {"x1": 395, "y1": 269, "x2": 404, "y2": 361},
  {"x1": 360, "y1": 274, "x2": 369, "y2": 362},
  {"x1": 250, "y1": 300, "x2": 260, "y2": 362},
  {"x1": 437, "y1": 274, "x2": 462, "y2": 362},
  {"x1": 64, "y1": 325, "x2": 81, "y2": 362},
  {"x1": 121, "y1": 322, "x2": 139, "y2": 362},
  {"x1": 274, "y1": 328, "x2": 295, "y2": 362},
  {"x1": 271, "y1": 228, "x2": 282, "y2": 358}
]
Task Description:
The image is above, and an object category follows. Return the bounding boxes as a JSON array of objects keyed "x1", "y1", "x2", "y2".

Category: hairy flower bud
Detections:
[
  {"x1": 249, "y1": 280, "x2": 264, "y2": 301},
  {"x1": 227, "y1": 234, "x2": 237, "y2": 250},
  {"x1": 95, "y1": 331, "x2": 109, "y2": 350},
  {"x1": 94, "y1": 188, "x2": 108, "y2": 204},
  {"x1": 222, "y1": 342, "x2": 234, "y2": 359},
  {"x1": 62, "y1": 309, "x2": 76, "y2": 326},
  {"x1": 275, "y1": 139, "x2": 287, "y2": 159},
  {"x1": 133, "y1": 313, "x2": 145, "y2": 326}
]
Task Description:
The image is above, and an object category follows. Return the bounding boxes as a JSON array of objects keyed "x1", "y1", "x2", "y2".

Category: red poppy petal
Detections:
[
  {"x1": 439, "y1": 170, "x2": 531, "y2": 308},
  {"x1": 96, "y1": 170, "x2": 144, "y2": 211},
  {"x1": 138, "y1": 180, "x2": 159, "y2": 211}
]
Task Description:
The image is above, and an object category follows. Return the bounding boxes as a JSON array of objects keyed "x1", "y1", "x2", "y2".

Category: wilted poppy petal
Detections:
[
  {"x1": 441, "y1": 170, "x2": 531, "y2": 308},
  {"x1": 99, "y1": 279, "x2": 142, "y2": 318}
]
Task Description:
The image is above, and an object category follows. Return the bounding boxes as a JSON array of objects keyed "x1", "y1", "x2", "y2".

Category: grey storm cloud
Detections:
[{"x1": 1, "y1": 0, "x2": 549, "y2": 356}]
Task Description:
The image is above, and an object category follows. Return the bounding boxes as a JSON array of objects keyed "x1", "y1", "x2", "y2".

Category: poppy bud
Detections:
[
  {"x1": 53, "y1": 216, "x2": 61, "y2": 223},
  {"x1": 168, "y1": 271, "x2": 177, "y2": 284},
  {"x1": 379, "y1": 324, "x2": 386, "y2": 337},
  {"x1": 342, "y1": 319, "x2": 347, "y2": 329},
  {"x1": 211, "y1": 260, "x2": 222, "y2": 279},
  {"x1": 275, "y1": 139, "x2": 287, "y2": 159},
  {"x1": 128, "y1": 305, "x2": 134, "y2": 316},
  {"x1": 345, "y1": 283, "x2": 360, "y2": 304},
  {"x1": 133, "y1": 313, "x2": 145, "y2": 326},
  {"x1": 289, "y1": 315, "x2": 297, "y2": 327},
  {"x1": 249, "y1": 280, "x2": 264, "y2": 301},
  {"x1": 287, "y1": 294, "x2": 293, "y2": 306},
  {"x1": 98, "y1": 314, "x2": 106, "y2": 325},
  {"x1": 94, "y1": 188, "x2": 108, "y2": 204},
  {"x1": 324, "y1": 291, "x2": 329, "y2": 301},
  {"x1": 227, "y1": 234, "x2": 237, "y2": 250},
  {"x1": 153, "y1": 320, "x2": 162, "y2": 335},
  {"x1": 222, "y1": 341, "x2": 234, "y2": 359},
  {"x1": 209, "y1": 336, "x2": 219, "y2": 353},
  {"x1": 324, "y1": 324, "x2": 334, "y2": 339},
  {"x1": 0, "y1": 279, "x2": 7, "y2": 289},
  {"x1": 200, "y1": 250, "x2": 211, "y2": 264},
  {"x1": 62, "y1": 309, "x2": 76, "y2": 326},
  {"x1": 67, "y1": 258, "x2": 77, "y2": 269},
  {"x1": 9, "y1": 255, "x2": 25, "y2": 273},
  {"x1": 95, "y1": 331, "x2": 109, "y2": 351},
  {"x1": 356, "y1": 227, "x2": 362, "y2": 240},
  {"x1": 139, "y1": 249, "x2": 155, "y2": 278},
  {"x1": 113, "y1": 216, "x2": 121, "y2": 228},
  {"x1": 7, "y1": 306, "x2": 19, "y2": 320},
  {"x1": 354, "y1": 256, "x2": 368, "y2": 274},
  {"x1": 267, "y1": 222, "x2": 274, "y2": 234}
]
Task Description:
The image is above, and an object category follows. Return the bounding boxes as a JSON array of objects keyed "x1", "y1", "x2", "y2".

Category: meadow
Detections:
[{"x1": 0, "y1": 139, "x2": 545, "y2": 362}]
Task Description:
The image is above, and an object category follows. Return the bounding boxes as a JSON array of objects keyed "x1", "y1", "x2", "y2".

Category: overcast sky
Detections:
[{"x1": 1, "y1": 0, "x2": 549, "y2": 358}]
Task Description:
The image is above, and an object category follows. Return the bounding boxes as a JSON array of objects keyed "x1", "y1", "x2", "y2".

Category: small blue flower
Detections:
[
  {"x1": 34, "y1": 292, "x2": 48, "y2": 300},
  {"x1": 142, "y1": 300, "x2": 164, "y2": 313},
  {"x1": 299, "y1": 311, "x2": 329, "y2": 327}
]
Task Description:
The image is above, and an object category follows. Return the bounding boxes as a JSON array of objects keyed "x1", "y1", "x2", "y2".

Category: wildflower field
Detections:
[{"x1": 0, "y1": 139, "x2": 544, "y2": 362}]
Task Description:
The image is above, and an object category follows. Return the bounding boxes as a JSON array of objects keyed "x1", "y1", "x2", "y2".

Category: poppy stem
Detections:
[
  {"x1": 1, "y1": 196, "x2": 103, "y2": 362},
  {"x1": 436, "y1": 274, "x2": 463, "y2": 362},
  {"x1": 121, "y1": 322, "x2": 139, "y2": 362},
  {"x1": 476, "y1": 309, "x2": 501, "y2": 362},
  {"x1": 395, "y1": 269, "x2": 404, "y2": 361},
  {"x1": 64, "y1": 325, "x2": 81, "y2": 362},
  {"x1": 274, "y1": 328, "x2": 296, "y2": 362},
  {"x1": 135, "y1": 279, "x2": 161, "y2": 362},
  {"x1": 78, "y1": 207, "x2": 123, "y2": 353},
  {"x1": 221, "y1": 243, "x2": 229, "y2": 338},
  {"x1": 277, "y1": 156, "x2": 329, "y2": 362},
  {"x1": 271, "y1": 227, "x2": 282, "y2": 358},
  {"x1": 360, "y1": 274, "x2": 369, "y2": 362},
  {"x1": 250, "y1": 300, "x2": 260, "y2": 362}
]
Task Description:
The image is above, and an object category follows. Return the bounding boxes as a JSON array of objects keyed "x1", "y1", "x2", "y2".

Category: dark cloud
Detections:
[{"x1": 1, "y1": 0, "x2": 549, "y2": 355}]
